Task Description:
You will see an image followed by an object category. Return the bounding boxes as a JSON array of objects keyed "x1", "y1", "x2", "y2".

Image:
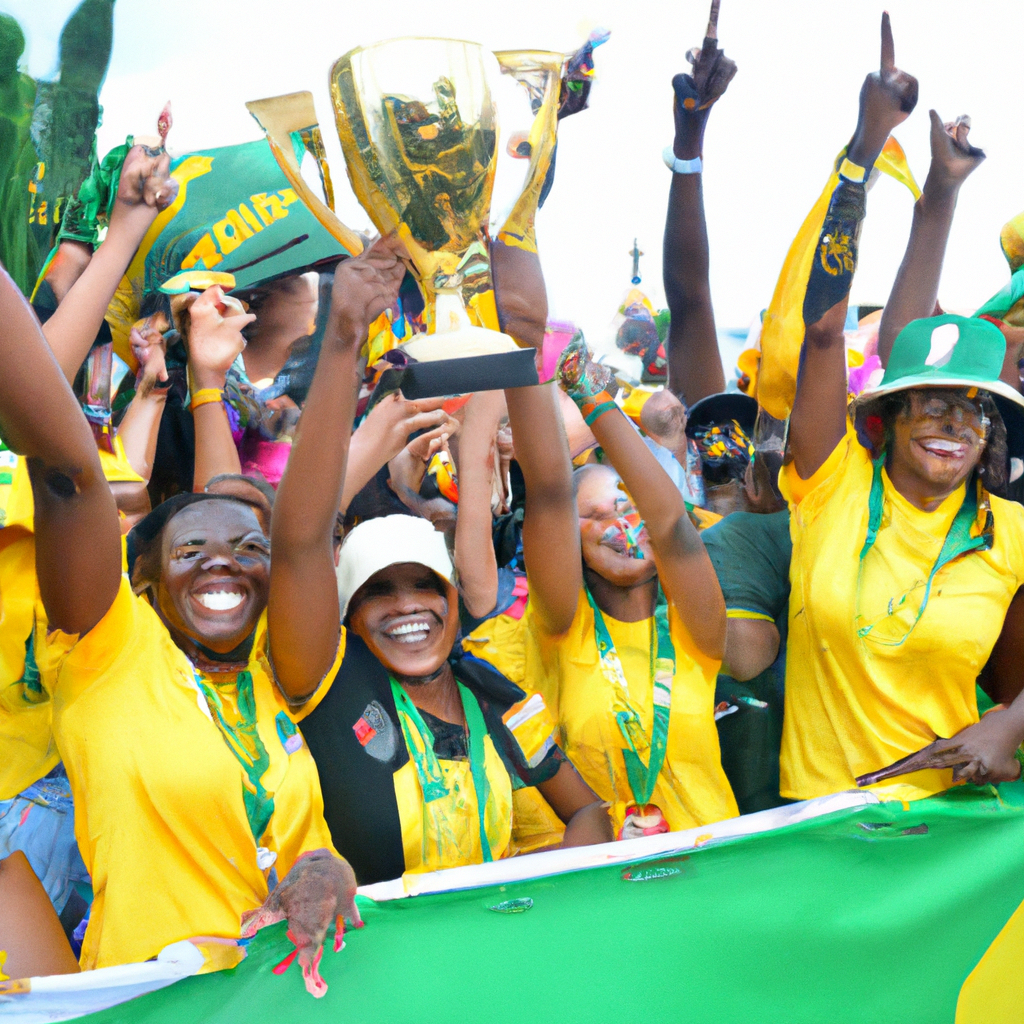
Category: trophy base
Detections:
[{"x1": 377, "y1": 348, "x2": 539, "y2": 399}]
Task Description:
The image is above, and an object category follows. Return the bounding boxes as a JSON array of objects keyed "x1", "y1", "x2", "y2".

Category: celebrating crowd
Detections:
[{"x1": 2, "y1": 6, "x2": 1024, "y2": 998}]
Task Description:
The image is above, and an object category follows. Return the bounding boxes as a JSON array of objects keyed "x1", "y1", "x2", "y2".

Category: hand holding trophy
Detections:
[{"x1": 250, "y1": 35, "x2": 594, "y2": 397}]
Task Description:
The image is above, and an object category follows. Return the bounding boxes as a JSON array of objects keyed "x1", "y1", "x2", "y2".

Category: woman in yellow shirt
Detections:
[
  {"x1": 782, "y1": 17, "x2": 1024, "y2": 802},
  {"x1": 466, "y1": 46, "x2": 740, "y2": 838},
  {"x1": 0, "y1": 241, "x2": 403, "y2": 969}
]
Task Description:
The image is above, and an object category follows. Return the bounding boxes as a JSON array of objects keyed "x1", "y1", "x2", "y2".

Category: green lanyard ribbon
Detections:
[
  {"x1": 390, "y1": 677, "x2": 494, "y2": 863},
  {"x1": 856, "y1": 456, "x2": 993, "y2": 646},
  {"x1": 195, "y1": 669, "x2": 274, "y2": 843},
  {"x1": 585, "y1": 588, "x2": 676, "y2": 807}
]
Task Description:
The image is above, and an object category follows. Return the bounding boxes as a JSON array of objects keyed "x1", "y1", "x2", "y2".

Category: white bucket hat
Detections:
[{"x1": 336, "y1": 514, "x2": 455, "y2": 621}]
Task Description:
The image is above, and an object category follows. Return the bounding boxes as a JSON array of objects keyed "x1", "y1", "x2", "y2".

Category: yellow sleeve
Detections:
[
  {"x1": 780, "y1": 419, "x2": 858, "y2": 507},
  {"x1": 726, "y1": 608, "x2": 775, "y2": 622},
  {"x1": 502, "y1": 690, "x2": 558, "y2": 768},
  {"x1": 463, "y1": 612, "x2": 528, "y2": 686},
  {"x1": 287, "y1": 626, "x2": 347, "y2": 722},
  {"x1": 666, "y1": 600, "x2": 723, "y2": 680},
  {"x1": 47, "y1": 576, "x2": 146, "y2": 706}
]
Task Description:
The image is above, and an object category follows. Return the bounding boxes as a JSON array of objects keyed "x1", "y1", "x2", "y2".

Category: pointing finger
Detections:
[
  {"x1": 880, "y1": 11, "x2": 895, "y2": 73},
  {"x1": 855, "y1": 738, "x2": 963, "y2": 787},
  {"x1": 706, "y1": 0, "x2": 720, "y2": 40}
]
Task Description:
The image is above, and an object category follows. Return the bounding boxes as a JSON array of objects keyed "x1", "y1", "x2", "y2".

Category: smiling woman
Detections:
[
  {"x1": 781, "y1": 17, "x2": 1024, "y2": 804},
  {"x1": 130, "y1": 493, "x2": 271, "y2": 658},
  {"x1": 0, "y1": 240, "x2": 412, "y2": 973},
  {"x1": 298, "y1": 507, "x2": 614, "y2": 885}
]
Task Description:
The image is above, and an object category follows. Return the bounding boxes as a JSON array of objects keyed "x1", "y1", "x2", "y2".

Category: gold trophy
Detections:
[
  {"x1": 248, "y1": 41, "x2": 563, "y2": 397},
  {"x1": 327, "y1": 38, "x2": 563, "y2": 396}
]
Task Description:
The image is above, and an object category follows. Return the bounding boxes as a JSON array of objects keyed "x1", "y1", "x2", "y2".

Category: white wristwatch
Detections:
[{"x1": 663, "y1": 147, "x2": 702, "y2": 174}]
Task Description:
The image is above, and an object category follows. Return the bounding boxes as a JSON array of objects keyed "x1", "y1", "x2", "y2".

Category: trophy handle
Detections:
[
  {"x1": 491, "y1": 51, "x2": 563, "y2": 254},
  {"x1": 329, "y1": 52, "x2": 436, "y2": 280},
  {"x1": 246, "y1": 91, "x2": 364, "y2": 256}
]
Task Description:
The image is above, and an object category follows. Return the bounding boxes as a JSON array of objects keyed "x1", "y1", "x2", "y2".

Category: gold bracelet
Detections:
[{"x1": 189, "y1": 387, "x2": 224, "y2": 412}]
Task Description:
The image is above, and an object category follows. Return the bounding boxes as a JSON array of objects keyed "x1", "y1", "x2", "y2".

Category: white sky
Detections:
[{"x1": 6, "y1": 0, "x2": 1024, "y2": 359}]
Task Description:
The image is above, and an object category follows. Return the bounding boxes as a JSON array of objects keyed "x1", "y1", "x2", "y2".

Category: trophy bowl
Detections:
[{"x1": 330, "y1": 38, "x2": 558, "y2": 396}]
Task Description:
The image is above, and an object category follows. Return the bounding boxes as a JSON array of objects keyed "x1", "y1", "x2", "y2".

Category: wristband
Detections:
[
  {"x1": 838, "y1": 157, "x2": 867, "y2": 184},
  {"x1": 662, "y1": 147, "x2": 702, "y2": 175},
  {"x1": 189, "y1": 387, "x2": 224, "y2": 412},
  {"x1": 580, "y1": 390, "x2": 619, "y2": 426}
]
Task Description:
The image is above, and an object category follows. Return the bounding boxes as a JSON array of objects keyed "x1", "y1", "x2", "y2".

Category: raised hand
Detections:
[
  {"x1": 329, "y1": 236, "x2": 406, "y2": 352},
  {"x1": 856, "y1": 710, "x2": 1023, "y2": 788},
  {"x1": 671, "y1": 0, "x2": 737, "y2": 156},
  {"x1": 359, "y1": 392, "x2": 454, "y2": 465},
  {"x1": 849, "y1": 13, "x2": 919, "y2": 168},
  {"x1": 113, "y1": 144, "x2": 178, "y2": 215},
  {"x1": 184, "y1": 286, "x2": 255, "y2": 390},
  {"x1": 388, "y1": 421, "x2": 458, "y2": 508},
  {"x1": 926, "y1": 109, "x2": 985, "y2": 191},
  {"x1": 129, "y1": 313, "x2": 170, "y2": 399},
  {"x1": 556, "y1": 332, "x2": 617, "y2": 407}
]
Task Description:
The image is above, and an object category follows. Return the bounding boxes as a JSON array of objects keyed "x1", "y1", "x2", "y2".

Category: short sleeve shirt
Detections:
[
  {"x1": 48, "y1": 577, "x2": 339, "y2": 969},
  {"x1": 780, "y1": 423, "x2": 1024, "y2": 802}
]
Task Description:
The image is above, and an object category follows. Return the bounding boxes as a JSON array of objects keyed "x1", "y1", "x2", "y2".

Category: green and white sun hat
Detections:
[
  {"x1": 854, "y1": 314, "x2": 1024, "y2": 409},
  {"x1": 853, "y1": 314, "x2": 1024, "y2": 460}
]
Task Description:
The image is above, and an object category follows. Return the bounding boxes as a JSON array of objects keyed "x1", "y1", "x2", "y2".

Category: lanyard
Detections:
[
  {"x1": 856, "y1": 456, "x2": 992, "y2": 646},
  {"x1": 390, "y1": 677, "x2": 494, "y2": 863},
  {"x1": 194, "y1": 669, "x2": 275, "y2": 843},
  {"x1": 585, "y1": 588, "x2": 675, "y2": 807}
]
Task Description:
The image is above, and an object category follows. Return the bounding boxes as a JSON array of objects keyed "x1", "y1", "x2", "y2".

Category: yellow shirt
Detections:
[
  {"x1": 780, "y1": 425, "x2": 1024, "y2": 802},
  {"x1": 466, "y1": 590, "x2": 737, "y2": 834},
  {"x1": 0, "y1": 448, "x2": 139, "y2": 799},
  {"x1": 48, "y1": 577, "x2": 341, "y2": 969},
  {"x1": 392, "y1": 733, "x2": 514, "y2": 875}
]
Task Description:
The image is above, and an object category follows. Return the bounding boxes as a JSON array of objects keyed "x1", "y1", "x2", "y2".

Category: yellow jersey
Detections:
[
  {"x1": 0, "y1": 444, "x2": 141, "y2": 799},
  {"x1": 466, "y1": 589, "x2": 737, "y2": 834},
  {"x1": 48, "y1": 577, "x2": 341, "y2": 969},
  {"x1": 780, "y1": 424, "x2": 1024, "y2": 802}
]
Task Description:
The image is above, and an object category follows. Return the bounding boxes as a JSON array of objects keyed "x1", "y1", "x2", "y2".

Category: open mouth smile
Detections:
[
  {"x1": 916, "y1": 437, "x2": 969, "y2": 459},
  {"x1": 382, "y1": 616, "x2": 434, "y2": 645},
  {"x1": 191, "y1": 584, "x2": 247, "y2": 613}
]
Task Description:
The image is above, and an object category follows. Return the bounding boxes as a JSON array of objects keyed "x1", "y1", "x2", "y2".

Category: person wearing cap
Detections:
[
  {"x1": 782, "y1": 23, "x2": 1024, "y2": 802},
  {"x1": 299, "y1": 509, "x2": 611, "y2": 885},
  {"x1": 0, "y1": 241, "x2": 405, "y2": 969}
]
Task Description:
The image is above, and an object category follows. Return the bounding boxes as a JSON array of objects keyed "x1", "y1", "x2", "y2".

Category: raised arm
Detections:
[
  {"x1": 269, "y1": 242, "x2": 404, "y2": 700},
  {"x1": 112, "y1": 316, "x2": 170, "y2": 519},
  {"x1": 42, "y1": 146, "x2": 177, "y2": 383},
  {"x1": 557, "y1": 336, "x2": 724, "y2": 659},
  {"x1": 182, "y1": 286, "x2": 252, "y2": 490},
  {"x1": 789, "y1": 13, "x2": 918, "y2": 480},
  {"x1": 491, "y1": 240, "x2": 581, "y2": 636},
  {"x1": 0, "y1": 265, "x2": 120, "y2": 635},
  {"x1": 663, "y1": 8, "x2": 736, "y2": 403},
  {"x1": 877, "y1": 113, "x2": 985, "y2": 365},
  {"x1": 454, "y1": 391, "x2": 505, "y2": 619}
]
